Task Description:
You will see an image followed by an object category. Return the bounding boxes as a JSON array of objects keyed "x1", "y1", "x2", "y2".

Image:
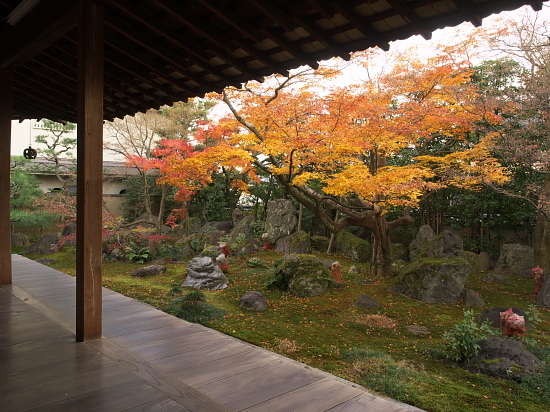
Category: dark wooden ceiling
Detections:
[{"x1": 0, "y1": 0, "x2": 544, "y2": 123}]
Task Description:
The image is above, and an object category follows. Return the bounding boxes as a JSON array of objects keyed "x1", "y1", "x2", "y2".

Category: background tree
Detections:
[
  {"x1": 472, "y1": 12, "x2": 550, "y2": 267},
  {"x1": 10, "y1": 156, "x2": 71, "y2": 231},
  {"x1": 105, "y1": 99, "x2": 213, "y2": 226},
  {"x1": 35, "y1": 119, "x2": 77, "y2": 194}
]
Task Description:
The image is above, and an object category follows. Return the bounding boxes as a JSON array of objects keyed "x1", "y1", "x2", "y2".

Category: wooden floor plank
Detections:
[
  {"x1": 197, "y1": 360, "x2": 324, "y2": 410},
  {"x1": 326, "y1": 392, "x2": 418, "y2": 412},
  {"x1": 3, "y1": 364, "x2": 138, "y2": 411},
  {"x1": 127, "y1": 330, "x2": 230, "y2": 362},
  {"x1": 151, "y1": 339, "x2": 255, "y2": 373},
  {"x1": 122, "y1": 397, "x2": 191, "y2": 412},
  {"x1": 242, "y1": 377, "x2": 364, "y2": 412},
  {"x1": 169, "y1": 349, "x2": 282, "y2": 387},
  {"x1": 27, "y1": 380, "x2": 169, "y2": 412}
]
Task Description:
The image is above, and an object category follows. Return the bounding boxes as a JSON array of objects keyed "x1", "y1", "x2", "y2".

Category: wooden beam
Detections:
[
  {"x1": 0, "y1": 0, "x2": 80, "y2": 69},
  {"x1": 76, "y1": 1, "x2": 104, "y2": 342},
  {"x1": 0, "y1": 70, "x2": 12, "y2": 285}
]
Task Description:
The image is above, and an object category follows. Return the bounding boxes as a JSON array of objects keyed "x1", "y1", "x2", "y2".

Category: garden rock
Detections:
[
  {"x1": 61, "y1": 221, "x2": 77, "y2": 237},
  {"x1": 390, "y1": 258, "x2": 470, "y2": 303},
  {"x1": 202, "y1": 230, "x2": 226, "y2": 247},
  {"x1": 178, "y1": 233, "x2": 205, "y2": 258},
  {"x1": 311, "y1": 235, "x2": 329, "y2": 253},
  {"x1": 409, "y1": 225, "x2": 440, "y2": 261},
  {"x1": 237, "y1": 238, "x2": 261, "y2": 255},
  {"x1": 335, "y1": 231, "x2": 371, "y2": 263},
  {"x1": 409, "y1": 226, "x2": 465, "y2": 261},
  {"x1": 200, "y1": 221, "x2": 233, "y2": 233},
  {"x1": 463, "y1": 251, "x2": 480, "y2": 275},
  {"x1": 465, "y1": 337, "x2": 543, "y2": 381},
  {"x1": 348, "y1": 265, "x2": 360, "y2": 275},
  {"x1": 536, "y1": 274, "x2": 550, "y2": 309},
  {"x1": 36, "y1": 258, "x2": 56, "y2": 265},
  {"x1": 494, "y1": 244, "x2": 535, "y2": 277},
  {"x1": 478, "y1": 252, "x2": 491, "y2": 271},
  {"x1": 11, "y1": 233, "x2": 29, "y2": 247},
  {"x1": 25, "y1": 234, "x2": 59, "y2": 255},
  {"x1": 270, "y1": 254, "x2": 332, "y2": 297},
  {"x1": 461, "y1": 288, "x2": 485, "y2": 306},
  {"x1": 130, "y1": 265, "x2": 166, "y2": 278},
  {"x1": 354, "y1": 294, "x2": 380, "y2": 309},
  {"x1": 484, "y1": 272, "x2": 512, "y2": 284},
  {"x1": 275, "y1": 230, "x2": 311, "y2": 254},
  {"x1": 391, "y1": 243, "x2": 407, "y2": 261},
  {"x1": 264, "y1": 199, "x2": 297, "y2": 244},
  {"x1": 476, "y1": 307, "x2": 528, "y2": 328},
  {"x1": 182, "y1": 256, "x2": 228, "y2": 290},
  {"x1": 227, "y1": 215, "x2": 256, "y2": 247},
  {"x1": 239, "y1": 291, "x2": 267, "y2": 310}
]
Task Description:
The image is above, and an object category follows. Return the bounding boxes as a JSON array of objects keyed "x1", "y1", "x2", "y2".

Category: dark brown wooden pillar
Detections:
[
  {"x1": 0, "y1": 70, "x2": 12, "y2": 285},
  {"x1": 76, "y1": 1, "x2": 103, "y2": 341}
]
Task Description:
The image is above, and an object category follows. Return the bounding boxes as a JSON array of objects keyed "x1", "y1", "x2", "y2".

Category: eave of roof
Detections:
[{"x1": 0, "y1": 0, "x2": 544, "y2": 123}]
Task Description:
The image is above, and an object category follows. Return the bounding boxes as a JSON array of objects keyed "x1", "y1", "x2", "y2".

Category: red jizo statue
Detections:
[
  {"x1": 331, "y1": 261, "x2": 343, "y2": 285},
  {"x1": 500, "y1": 308, "x2": 526, "y2": 337},
  {"x1": 532, "y1": 266, "x2": 544, "y2": 295}
]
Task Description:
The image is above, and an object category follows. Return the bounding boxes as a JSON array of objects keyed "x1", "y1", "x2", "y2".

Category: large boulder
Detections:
[
  {"x1": 409, "y1": 225, "x2": 440, "y2": 261},
  {"x1": 226, "y1": 215, "x2": 256, "y2": 247},
  {"x1": 264, "y1": 199, "x2": 297, "y2": 244},
  {"x1": 177, "y1": 233, "x2": 205, "y2": 258},
  {"x1": 25, "y1": 234, "x2": 59, "y2": 255},
  {"x1": 335, "y1": 231, "x2": 371, "y2": 263},
  {"x1": 269, "y1": 254, "x2": 333, "y2": 297},
  {"x1": 61, "y1": 221, "x2": 77, "y2": 237},
  {"x1": 409, "y1": 226, "x2": 465, "y2": 261},
  {"x1": 495, "y1": 244, "x2": 535, "y2": 277},
  {"x1": 275, "y1": 230, "x2": 311, "y2": 254},
  {"x1": 390, "y1": 258, "x2": 470, "y2": 303},
  {"x1": 465, "y1": 337, "x2": 543, "y2": 381},
  {"x1": 182, "y1": 256, "x2": 228, "y2": 290}
]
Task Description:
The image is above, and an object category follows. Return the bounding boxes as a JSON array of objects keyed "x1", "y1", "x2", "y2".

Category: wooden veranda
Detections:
[{"x1": 1, "y1": 255, "x2": 423, "y2": 411}]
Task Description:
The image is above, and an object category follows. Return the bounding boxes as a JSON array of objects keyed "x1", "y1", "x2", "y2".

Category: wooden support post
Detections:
[
  {"x1": 0, "y1": 70, "x2": 12, "y2": 285},
  {"x1": 76, "y1": 1, "x2": 103, "y2": 341}
]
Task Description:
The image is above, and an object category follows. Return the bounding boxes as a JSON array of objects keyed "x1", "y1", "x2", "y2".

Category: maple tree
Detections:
[
  {"x1": 193, "y1": 51, "x2": 509, "y2": 276},
  {"x1": 104, "y1": 100, "x2": 213, "y2": 229}
]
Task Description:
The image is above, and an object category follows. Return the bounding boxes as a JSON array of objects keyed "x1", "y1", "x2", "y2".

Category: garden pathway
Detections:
[{"x1": 1, "y1": 254, "x2": 422, "y2": 411}]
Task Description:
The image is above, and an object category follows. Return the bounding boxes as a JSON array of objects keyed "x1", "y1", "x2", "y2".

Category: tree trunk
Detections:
[
  {"x1": 538, "y1": 175, "x2": 550, "y2": 270},
  {"x1": 156, "y1": 184, "x2": 167, "y2": 234},
  {"x1": 370, "y1": 213, "x2": 392, "y2": 276}
]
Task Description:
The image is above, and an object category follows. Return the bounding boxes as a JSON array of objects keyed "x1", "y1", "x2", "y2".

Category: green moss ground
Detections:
[{"x1": 22, "y1": 249, "x2": 550, "y2": 412}]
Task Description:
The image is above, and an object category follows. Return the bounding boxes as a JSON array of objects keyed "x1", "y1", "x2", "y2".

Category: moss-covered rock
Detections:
[
  {"x1": 275, "y1": 230, "x2": 311, "y2": 254},
  {"x1": 391, "y1": 243, "x2": 407, "y2": 261},
  {"x1": 463, "y1": 250, "x2": 480, "y2": 275},
  {"x1": 464, "y1": 337, "x2": 543, "y2": 381},
  {"x1": 391, "y1": 257, "x2": 470, "y2": 303},
  {"x1": 266, "y1": 254, "x2": 334, "y2": 297},
  {"x1": 335, "y1": 231, "x2": 371, "y2": 263}
]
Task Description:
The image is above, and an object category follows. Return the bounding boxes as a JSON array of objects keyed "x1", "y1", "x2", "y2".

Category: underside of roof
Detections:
[{"x1": 0, "y1": 0, "x2": 544, "y2": 123}]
